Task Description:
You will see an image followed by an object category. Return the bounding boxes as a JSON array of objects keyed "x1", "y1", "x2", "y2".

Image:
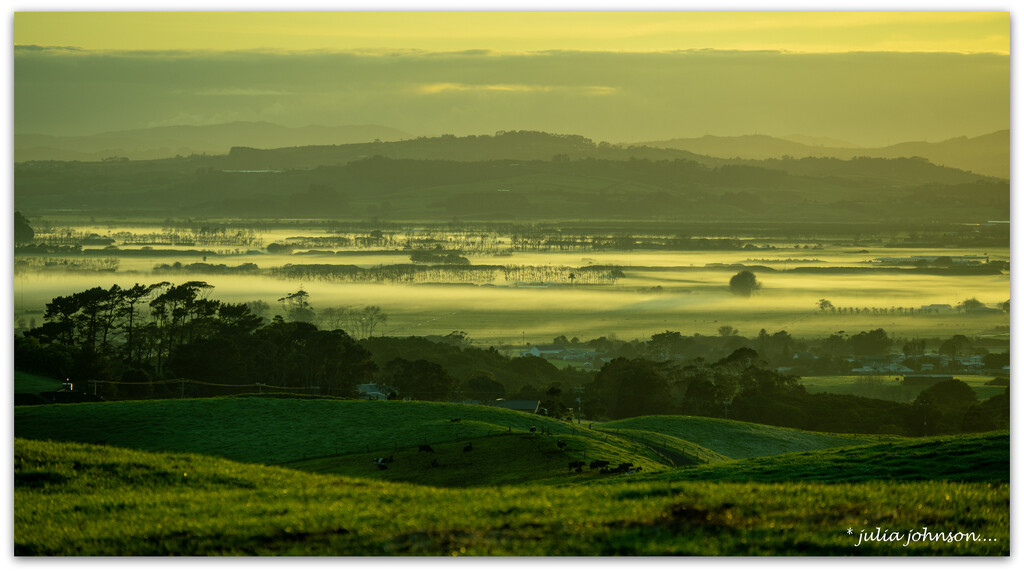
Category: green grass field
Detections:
[
  {"x1": 630, "y1": 432, "x2": 1008, "y2": 484},
  {"x1": 14, "y1": 371, "x2": 64, "y2": 393},
  {"x1": 595, "y1": 415, "x2": 868, "y2": 459},
  {"x1": 14, "y1": 397, "x2": 1010, "y2": 555},
  {"x1": 14, "y1": 437, "x2": 1009, "y2": 556},
  {"x1": 13, "y1": 397, "x2": 667, "y2": 474}
]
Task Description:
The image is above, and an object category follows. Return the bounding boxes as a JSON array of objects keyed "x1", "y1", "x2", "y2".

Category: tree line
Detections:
[{"x1": 16, "y1": 283, "x2": 1007, "y2": 437}]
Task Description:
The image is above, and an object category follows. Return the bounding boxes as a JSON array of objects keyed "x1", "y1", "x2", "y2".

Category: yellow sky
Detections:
[{"x1": 14, "y1": 11, "x2": 1010, "y2": 54}]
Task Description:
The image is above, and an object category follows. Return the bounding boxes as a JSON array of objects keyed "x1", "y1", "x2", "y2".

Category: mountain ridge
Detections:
[{"x1": 637, "y1": 130, "x2": 1009, "y2": 179}]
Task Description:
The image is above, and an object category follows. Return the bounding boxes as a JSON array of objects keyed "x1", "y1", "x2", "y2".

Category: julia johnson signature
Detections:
[{"x1": 848, "y1": 527, "x2": 998, "y2": 547}]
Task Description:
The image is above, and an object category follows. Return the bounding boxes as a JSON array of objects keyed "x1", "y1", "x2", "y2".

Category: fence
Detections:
[{"x1": 79, "y1": 378, "x2": 323, "y2": 401}]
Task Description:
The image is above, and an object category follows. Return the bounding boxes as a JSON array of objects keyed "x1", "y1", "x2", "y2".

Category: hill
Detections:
[
  {"x1": 630, "y1": 432, "x2": 1008, "y2": 484},
  {"x1": 638, "y1": 130, "x2": 1009, "y2": 179},
  {"x1": 595, "y1": 415, "x2": 867, "y2": 459},
  {"x1": 14, "y1": 437, "x2": 1009, "y2": 555},
  {"x1": 15, "y1": 136, "x2": 1006, "y2": 223},
  {"x1": 14, "y1": 121, "x2": 413, "y2": 162},
  {"x1": 13, "y1": 397, "x2": 667, "y2": 478}
]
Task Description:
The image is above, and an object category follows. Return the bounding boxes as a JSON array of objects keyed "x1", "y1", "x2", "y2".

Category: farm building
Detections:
[
  {"x1": 356, "y1": 383, "x2": 390, "y2": 400},
  {"x1": 522, "y1": 345, "x2": 566, "y2": 358}
]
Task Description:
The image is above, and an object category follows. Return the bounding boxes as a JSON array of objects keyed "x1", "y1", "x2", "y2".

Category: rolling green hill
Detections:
[
  {"x1": 282, "y1": 431, "x2": 667, "y2": 487},
  {"x1": 14, "y1": 371, "x2": 64, "y2": 394},
  {"x1": 14, "y1": 397, "x2": 667, "y2": 479},
  {"x1": 595, "y1": 415, "x2": 869, "y2": 459},
  {"x1": 14, "y1": 438, "x2": 1009, "y2": 556},
  {"x1": 627, "y1": 432, "x2": 1009, "y2": 484}
]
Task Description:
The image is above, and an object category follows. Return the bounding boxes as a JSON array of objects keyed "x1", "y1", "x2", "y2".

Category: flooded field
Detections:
[{"x1": 15, "y1": 219, "x2": 1010, "y2": 346}]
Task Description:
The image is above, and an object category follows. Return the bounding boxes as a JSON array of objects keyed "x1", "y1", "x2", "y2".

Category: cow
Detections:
[
  {"x1": 463, "y1": 443, "x2": 473, "y2": 452},
  {"x1": 557, "y1": 440, "x2": 567, "y2": 449},
  {"x1": 419, "y1": 445, "x2": 435, "y2": 453},
  {"x1": 449, "y1": 418, "x2": 461, "y2": 422},
  {"x1": 589, "y1": 460, "x2": 610, "y2": 469},
  {"x1": 530, "y1": 426, "x2": 537, "y2": 434},
  {"x1": 372, "y1": 457, "x2": 384, "y2": 464},
  {"x1": 568, "y1": 461, "x2": 585, "y2": 470},
  {"x1": 616, "y1": 462, "x2": 634, "y2": 471}
]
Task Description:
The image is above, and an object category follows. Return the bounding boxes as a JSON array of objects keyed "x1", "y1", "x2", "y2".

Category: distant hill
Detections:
[
  {"x1": 15, "y1": 131, "x2": 1008, "y2": 223},
  {"x1": 14, "y1": 121, "x2": 413, "y2": 162},
  {"x1": 638, "y1": 130, "x2": 1009, "y2": 179}
]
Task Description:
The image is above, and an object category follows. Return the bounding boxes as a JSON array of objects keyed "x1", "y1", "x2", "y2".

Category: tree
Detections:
[
  {"x1": 278, "y1": 288, "x2": 314, "y2": 323},
  {"x1": 817, "y1": 299, "x2": 835, "y2": 312},
  {"x1": 901, "y1": 338, "x2": 926, "y2": 357},
  {"x1": 353, "y1": 305, "x2": 388, "y2": 338},
  {"x1": 463, "y1": 371, "x2": 505, "y2": 402},
  {"x1": 14, "y1": 211, "x2": 34, "y2": 244},
  {"x1": 912, "y1": 379, "x2": 977, "y2": 434},
  {"x1": 849, "y1": 329, "x2": 891, "y2": 356},
  {"x1": 590, "y1": 357, "x2": 674, "y2": 419},
  {"x1": 383, "y1": 358, "x2": 456, "y2": 401},
  {"x1": 729, "y1": 271, "x2": 761, "y2": 297},
  {"x1": 939, "y1": 334, "x2": 972, "y2": 360},
  {"x1": 958, "y1": 297, "x2": 986, "y2": 311},
  {"x1": 717, "y1": 325, "x2": 738, "y2": 337}
]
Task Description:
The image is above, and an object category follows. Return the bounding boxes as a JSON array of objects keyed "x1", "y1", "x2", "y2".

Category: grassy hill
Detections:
[
  {"x1": 626, "y1": 432, "x2": 1009, "y2": 484},
  {"x1": 14, "y1": 397, "x2": 670, "y2": 484},
  {"x1": 595, "y1": 415, "x2": 869, "y2": 459},
  {"x1": 15, "y1": 438, "x2": 1009, "y2": 555},
  {"x1": 14, "y1": 371, "x2": 64, "y2": 393}
]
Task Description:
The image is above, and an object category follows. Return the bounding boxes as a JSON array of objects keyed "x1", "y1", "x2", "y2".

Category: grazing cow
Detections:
[
  {"x1": 450, "y1": 418, "x2": 461, "y2": 422},
  {"x1": 372, "y1": 457, "x2": 384, "y2": 464},
  {"x1": 556, "y1": 440, "x2": 567, "y2": 449},
  {"x1": 463, "y1": 443, "x2": 473, "y2": 452},
  {"x1": 589, "y1": 460, "x2": 610, "y2": 469},
  {"x1": 616, "y1": 462, "x2": 634, "y2": 471},
  {"x1": 568, "y1": 461, "x2": 585, "y2": 470},
  {"x1": 419, "y1": 445, "x2": 435, "y2": 453},
  {"x1": 530, "y1": 426, "x2": 537, "y2": 434}
]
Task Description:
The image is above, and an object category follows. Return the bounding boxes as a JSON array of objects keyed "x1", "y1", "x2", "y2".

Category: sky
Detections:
[{"x1": 11, "y1": 9, "x2": 1012, "y2": 145}]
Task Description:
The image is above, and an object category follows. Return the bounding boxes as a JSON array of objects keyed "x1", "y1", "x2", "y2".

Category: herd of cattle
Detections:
[
  {"x1": 567, "y1": 460, "x2": 642, "y2": 474},
  {"x1": 373, "y1": 442, "x2": 641, "y2": 476}
]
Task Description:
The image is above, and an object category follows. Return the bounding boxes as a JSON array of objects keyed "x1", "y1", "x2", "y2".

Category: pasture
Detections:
[
  {"x1": 13, "y1": 397, "x2": 667, "y2": 471},
  {"x1": 594, "y1": 415, "x2": 868, "y2": 459},
  {"x1": 14, "y1": 436, "x2": 1010, "y2": 555},
  {"x1": 636, "y1": 432, "x2": 1009, "y2": 484},
  {"x1": 14, "y1": 371, "x2": 64, "y2": 394}
]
